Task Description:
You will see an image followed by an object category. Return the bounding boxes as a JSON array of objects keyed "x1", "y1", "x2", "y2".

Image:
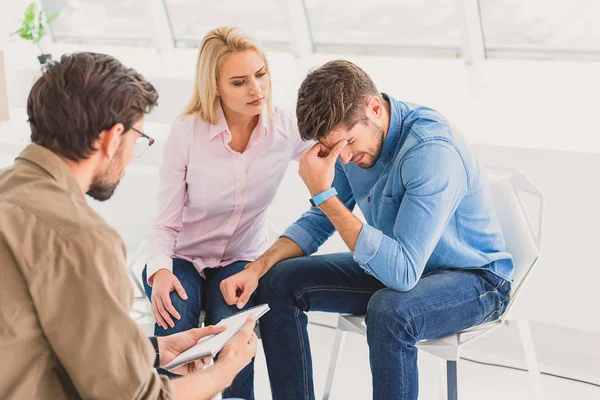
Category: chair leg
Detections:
[
  {"x1": 517, "y1": 320, "x2": 544, "y2": 399},
  {"x1": 446, "y1": 360, "x2": 458, "y2": 400},
  {"x1": 436, "y1": 359, "x2": 446, "y2": 400},
  {"x1": 128, "y1": 259, "x2": 146, "y2": 300},
  {"x1": 323, "y1": 328, "x2": 346, "y2": 400}
]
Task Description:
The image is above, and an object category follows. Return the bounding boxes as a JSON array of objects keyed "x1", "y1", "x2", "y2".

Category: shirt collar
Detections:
[
  {"x1": 16, "y1": 143, "x2": 86, "y2": 203},
  {"x1": 208, "y1": 100, "x2": 229, "y2": 141},
  {"x1": 208, "y1": 99, "x2": 270, "y2": 141},
  {"x1": 254, "y1": 108, "x2": 269, "y2": 140},
  {"x1": 379, "y1": 92, "x2": 403, "y2": 162}
]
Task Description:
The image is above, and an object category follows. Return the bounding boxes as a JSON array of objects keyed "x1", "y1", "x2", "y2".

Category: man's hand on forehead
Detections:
[
  {"x1": 317, "y1": 140, "x2": 344, "y2": 158},
  {"x1": 317, "y1": 142, "x2": 331, "y2": 158},
  {"x1": 299, "y1": 139, "x2": 348, "y2": 195}
]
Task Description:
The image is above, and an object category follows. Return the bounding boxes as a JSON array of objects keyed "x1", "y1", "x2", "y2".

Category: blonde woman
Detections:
[{"x1": 141, "y1": 27, "x2": 311, "y2": 398}]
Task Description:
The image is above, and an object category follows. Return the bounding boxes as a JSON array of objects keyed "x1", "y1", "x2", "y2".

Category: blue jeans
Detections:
[
  {"x1": 256, "y1": 253, "x2": 510, "y2": 400},
  {"x1": 142, "y1": 259, "x2": 257, "y2": 400}
]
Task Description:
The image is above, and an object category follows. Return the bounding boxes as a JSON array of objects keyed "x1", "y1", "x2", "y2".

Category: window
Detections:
[
  {"x1": 479, "y1": 0, "x2": 600, "y2": 60},
  {"x1": 42, "y1": 0, "x2": 156, "y2": 47},
  {"x1": 163, "y1": 0, "x2": 292, "y2": 51},
  {"x1": 304, "y1": 0, "x2": 461, "y2": 57}
]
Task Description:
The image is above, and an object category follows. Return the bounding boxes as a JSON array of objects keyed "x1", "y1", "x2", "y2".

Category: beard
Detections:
[
  {"x1": 87, "y1": 149, "x2": 125, "y2": 201},
  {"x1": 356, "y1": 120, "x2": 385, "y2": 169}
]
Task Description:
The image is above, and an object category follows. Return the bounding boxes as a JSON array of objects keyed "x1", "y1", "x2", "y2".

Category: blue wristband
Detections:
[{"x1": 310, "y1": 187, "x2": 338, "y2": 207}]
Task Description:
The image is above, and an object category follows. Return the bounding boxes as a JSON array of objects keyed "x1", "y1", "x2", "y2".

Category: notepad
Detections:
[{"x1": 165, "y1": 303, "x2": 270, "y2": 371}]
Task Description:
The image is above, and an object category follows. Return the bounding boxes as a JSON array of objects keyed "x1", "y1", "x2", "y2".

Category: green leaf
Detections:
[
  {"x1": 24, "y1": 3, "x2": 36, "y2": 23},
  {"x1": 46, "y1": 11, "x2": 59, "y2": 24},
  {"x1": 11, "y1": 1, "x2": 58, "y2": 47}
]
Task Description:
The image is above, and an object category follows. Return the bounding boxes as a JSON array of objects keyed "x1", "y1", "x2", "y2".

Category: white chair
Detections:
[{"x1": 322, "y1": 167, "x2": 545, "y2": 400}]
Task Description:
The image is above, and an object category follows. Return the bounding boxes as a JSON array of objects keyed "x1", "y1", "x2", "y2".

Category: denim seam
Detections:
[
  {"x1": 393, "y1": 311, "x2": 413, "y2": 394},
  {"x1": 399, "y1": 139, "x2": 452, "y2": 170},
  {"x1": 269, "y1": 280, "x2": 311, "y2": 399},
  {"x1": 281, "y1": 226, "x2": 320, "y2": 256},
  {"x1": 355, "y1": 227, "x2": 384, "y2": 265},
  {"x1": 294, "y1": 307, "x2": 310, "y2": 400},
  {"x1": 367, "y1": 305, "x2": 415, "y2": 397},
  {"x1": 392, "y1": 309, "x2": 418, "y2": 342},
  {"x1": 372, "y1": 282, "x2": 507, "y2": 334},
  {"x1": 416, "y1": 136, "x2": 472, "y2": 185},
  {"x1": 402, "y1": 289, "x2": 499, "y2": 324},
  {"x1": 398, "y1": 140, "x2": 470, "y2": 198},
  {"x1": 480, "y1": 295, "x2": 510, "y2": 324},
  {"x1": 294, "y1": 286, "x2": 379, "y2": 300},
  {"x1": 478, "y1": 279, "x2": 507, "y2": 299}
]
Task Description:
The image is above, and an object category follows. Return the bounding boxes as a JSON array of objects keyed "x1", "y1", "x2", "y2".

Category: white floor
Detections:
[{"x1": 133, "y1": 303, "x2": 600, "y2": 400}]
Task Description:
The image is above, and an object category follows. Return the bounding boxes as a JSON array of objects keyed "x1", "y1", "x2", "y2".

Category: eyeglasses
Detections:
[{"x1": 131, "y1": 127, "x2": 155, "y2": 158}]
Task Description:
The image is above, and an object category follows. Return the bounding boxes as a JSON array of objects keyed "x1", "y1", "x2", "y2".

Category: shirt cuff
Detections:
[
  {"x1": 149, "y1": 336, "x2": 160, "y2": 368},
  {"x1": 146, "y1": 254, "x2": 174, "y2": 286},
  {"x1": 281, "y1": 223, "x2": 320, "y2": 256},
  {"x1": 353, "y1": 223, "x2": 383, "y2": 265}
]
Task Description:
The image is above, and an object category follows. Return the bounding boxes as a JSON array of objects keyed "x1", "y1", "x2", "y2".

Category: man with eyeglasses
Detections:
[
  {"x1": 0, "y1": 52, "x2": 257, "y2": 400},
  {"x1": 132, "y1": 126, "x2": 156, "y2": 157}
]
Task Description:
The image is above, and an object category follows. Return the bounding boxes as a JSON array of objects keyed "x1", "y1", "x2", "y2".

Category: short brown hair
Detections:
[
  {"x1": 27, "y1": 52, "x2": 158, "y2": 161},
  {"x1": 296, "y1": 60, "x2": 381, "y2": 141}
]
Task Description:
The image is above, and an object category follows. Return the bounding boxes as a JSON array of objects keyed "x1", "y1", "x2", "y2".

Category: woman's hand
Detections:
[{"x1": 151, "y1": 269, "x2": 188, "y2": 329}]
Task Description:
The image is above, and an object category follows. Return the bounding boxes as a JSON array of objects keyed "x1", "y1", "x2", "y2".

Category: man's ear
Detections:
[
  {"x1": 97, "y1": 123, "x2": 125, "y2": 159},
  {"x1": 366, "y1": 96, "x2": 383, "y2": 118}
]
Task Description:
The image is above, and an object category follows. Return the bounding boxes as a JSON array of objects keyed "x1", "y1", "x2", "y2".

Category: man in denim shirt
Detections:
[{"x1": 221, "y1": 60, "x2": 514, "y2": 400}]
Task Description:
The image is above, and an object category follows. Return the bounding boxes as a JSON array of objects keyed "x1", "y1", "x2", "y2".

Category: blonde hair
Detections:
[{"x1": 182, "y1": 27, "x2": 273, "y2": 124}]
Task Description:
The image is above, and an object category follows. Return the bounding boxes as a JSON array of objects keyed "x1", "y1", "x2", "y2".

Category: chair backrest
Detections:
[{"x1": 486, "y1": 167, "x2": 543, "y2": 317}]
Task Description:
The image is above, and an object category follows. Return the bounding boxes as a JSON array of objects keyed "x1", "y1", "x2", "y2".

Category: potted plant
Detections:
[{"x1": 11, "y1": 2, "x2": 59, "y2": 65}]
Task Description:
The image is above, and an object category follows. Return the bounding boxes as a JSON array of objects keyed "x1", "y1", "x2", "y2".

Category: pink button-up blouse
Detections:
[{"x1": 144, "y1": 104, "x2": 312, "y2": 283}]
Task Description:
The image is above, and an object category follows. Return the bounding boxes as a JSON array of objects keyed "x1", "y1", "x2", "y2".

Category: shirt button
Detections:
[{"x1": 368, "y1": 196, "x2": 371, "y2": 203}]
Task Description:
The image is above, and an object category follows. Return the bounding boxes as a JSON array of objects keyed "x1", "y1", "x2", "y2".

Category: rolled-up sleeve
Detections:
[
  {"x1": 30, "y1": 229, "x2": 174, "y2": 399},
  {"x1": 353, "y1": 141, "x2": 469, "y2": 291}
]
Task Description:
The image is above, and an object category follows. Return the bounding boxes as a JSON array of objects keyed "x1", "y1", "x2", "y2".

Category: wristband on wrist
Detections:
[{"x1": 309, "y1": 187, "x2": 338, "y2": 207}]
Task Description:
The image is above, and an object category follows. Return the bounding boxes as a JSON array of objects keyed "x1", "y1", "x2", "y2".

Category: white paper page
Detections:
[{"x1": 165, "y1": 304, "x2": 269, "y2": 371}]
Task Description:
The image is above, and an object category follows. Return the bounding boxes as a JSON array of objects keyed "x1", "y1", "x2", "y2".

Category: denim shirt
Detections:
[{"x1": 282, "y1": 94, "x2": 514, "y2": 292}]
